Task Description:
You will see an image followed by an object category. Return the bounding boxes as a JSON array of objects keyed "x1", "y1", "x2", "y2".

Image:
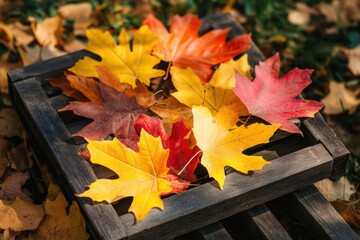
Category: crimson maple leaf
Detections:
[
  {"x1": 143, "y1": 14, "x2": 251, "y2": 82},
  {"x1": 134, "y1": 115, "x2": 200, "y2": 181},
  {"x1": 233, "y1": 53, "x2": 324, "y2": 134},
  {"x1": 62, "y1": 83, "x2": 147, "y2": 140}
]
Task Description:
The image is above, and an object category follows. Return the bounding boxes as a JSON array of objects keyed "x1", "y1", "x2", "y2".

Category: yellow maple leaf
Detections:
[
  {"x1": 78, "y1": 130, "x2": 172, "y2": 221},
  {"x1": 171, "y1": 54, "x2": 250, "y2": 115},
  {"x1": 192, "y1": 106, "x2": 279, "y2": 189},
  {"x1": 69, "y1": 26, "x2": 165, "y2": 88}
]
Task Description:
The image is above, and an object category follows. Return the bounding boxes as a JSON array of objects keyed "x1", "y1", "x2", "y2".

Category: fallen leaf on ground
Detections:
[
  {"x1": 0, "y1": 22, "x2": 14, "y2": 51},
  {"x1": 23, "y1": 44, "x2": 66, "y2": 63},
  {"x1": 8, "y1": 141, "x2": 33, "y2": 170},
  {"x1": 0, "y1": 53, "x2": 23, "y2": 93},
  {"x1": 0, "y1": 139, "x2": 9, "y2": 177},
  {"x1": 58, "y1": 2, "x2": 93, "y2": 36},
  {"x1": 315, "y1": 177, "x2": 356, "y2": 201},
  {"x1": 31, "y1": 16, "x2": 63, "y2": 46},
  {"x1": 34, "y1": 187, "x2": 89, "y2": 240},
  {"x1": 0, "y1": 197, "x2": 45, "y2": 231},
  {"x1": 65, "y1": 74, "x2": 102, "y2": 103},
  {"x1": 143, "y1": 14, "x2": 251, "y2": 82},
  {"x1": 62, "y1": 83, "x2": 148, "y2": 140},
  {"x1": 78, "y1": 130, "x2": 172, "y2": 221},
  {"x1": 69, "y1": 26, "x2": 165, "y2": 88},
  {"x1": 0, "y1": 171, "x2": 31, "y2": 201},
  {"x1": 341, "y1": 46, "x2": 360, "y2": 76},
  {"x1": 331, "y1": 199, "x2": 360, "y2": 233},
  {"x1": 192, "y1": 106, "x2": 279, "y2": 189},
  {"x1": 0, "y1": 108, "x2": 23, "y2": 137},
  {"x1": 8, "y1": 21, "x2": 34, "y2": 46},
  {"x1": 321, "y1": 81, "x2": 360, "y2": 114},
  {"x1": 62, "y1": 38, "x2": 85, "y2": 52},
  {"x1": 288, "y1": 2, "x2": 317, "y2": 26},
  {"x1": 233, "y1": 53, "x2": 324, "y2": 135}
]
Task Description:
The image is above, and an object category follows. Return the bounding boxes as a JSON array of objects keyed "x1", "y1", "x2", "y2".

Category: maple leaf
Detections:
[
  {"x1": 143, "y1": 14, "x2": 251, "y2": 82},
  {"x1": 170, "y1": 65, "x2": 248, "y2": 115},
  {"x1": 69, "y1": 26, "x2": 165, "y2": 88},
  {"x1": 233, "y1": 53, "x2": 324, "y2": 134},
  {"x1": 62, "y1": 83, "x2": 147, "y2": 140},
  {"x1": 49, "y1": 74, "x2": 88, "y2": 102},
  {"x1": 77, "y1": 130, "x2": 172, "y2": 221},
  {"x1": 192, "y1": 106, "x2": 279, "y2": 189},
  {"x1": 150, "y1": 96, "x2": 193, "y2": 133},
  {"x1": 134, "y1": 114, "x2": 200, "y2": 182}
]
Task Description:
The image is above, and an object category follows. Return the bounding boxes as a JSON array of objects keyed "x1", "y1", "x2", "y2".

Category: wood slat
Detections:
[
  {"x1": 302, "y1": 113, "x2": 350, "y2": 176},
  {"x1": 119, "y1": 144, "x2": 333, "y2": 240},
  {"x1": 198, "y1": 222, "x2": 234, "y2": 240},
  {"x1": 239, "y1": 204, "x2": 292, "y2": 240},
  {"x1": 12, "y1": 78, "x2": 127, "y2": 240},
  {"x1": 288, "y1": 185, "x2": 360, "y2": 240}
]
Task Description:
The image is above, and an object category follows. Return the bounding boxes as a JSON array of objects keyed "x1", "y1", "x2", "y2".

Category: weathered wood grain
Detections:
[
  {"x1": 198, "y1": 222, "x2": 233, "y2": 240},
  {"x1": 12, "y1": 78, "x2": 127, "y2": 240},
  {"x1": 288, "y1": 185, "x2": 359, "y2": 240},
  {"x1": 302, "y1": 113, "x2": 350, "y2": 177},
  {"x1": 119, "y1": 144, "x2": 333, "y2": 240},
  {"x1": 238, "y1": 204, "x2": 292, "y2": 240}
]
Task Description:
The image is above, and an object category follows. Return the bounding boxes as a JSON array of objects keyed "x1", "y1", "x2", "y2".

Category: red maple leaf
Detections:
[
  {"x1": 62, "y1": 83, "x2": 147, "y2": 140},
  {"x1": 134, "y1": 115, "x2": 200, "y2": 188},
  {"x1": 233, "y1": 53, "x2": 324, "y2": 134},
  {"x1": 143, "y1": 14, "x2": 251, "y2": 82}
]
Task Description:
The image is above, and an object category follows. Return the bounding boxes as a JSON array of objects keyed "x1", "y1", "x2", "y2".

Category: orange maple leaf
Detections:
[{"x1": 143, "y1": 14, "x2": 251, "y2": 82}]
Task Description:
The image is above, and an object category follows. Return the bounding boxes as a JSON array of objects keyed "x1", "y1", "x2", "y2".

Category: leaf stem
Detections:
[
  {"x1": 163, "y1": 62, "x2": 172, "y2": 80},
  {"x1": 177, "y1": 150, "x2": 202, "y2": 176},
  {"x1": 243, "y1": 114, "x2": 252, "y2": 127}
]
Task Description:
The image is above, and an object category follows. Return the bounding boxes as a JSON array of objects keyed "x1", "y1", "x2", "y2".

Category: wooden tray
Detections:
[{"x1": 8, "y1": 13, "x2": 350, "y2": 240}]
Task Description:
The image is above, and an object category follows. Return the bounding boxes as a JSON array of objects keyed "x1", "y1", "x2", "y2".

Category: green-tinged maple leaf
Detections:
[
  {"x1": 77, "y1": 130, "x2": 172, "y2": 221},
  {"x1": 192, "y1": 106, "x2": 279, "y2": 189},
  {"x1": 69, "y1": 26, "x2": 165, "y2": 88}
]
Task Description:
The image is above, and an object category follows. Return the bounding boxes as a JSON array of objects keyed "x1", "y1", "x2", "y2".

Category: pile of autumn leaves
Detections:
[{"x1": 53, "y1": 14, "x2": 324, "y2": 221}]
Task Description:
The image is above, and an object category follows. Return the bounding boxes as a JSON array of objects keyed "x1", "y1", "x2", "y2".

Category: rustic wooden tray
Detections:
[{"x1": 8, "y1": 14, "x2": 350, "y2": 240}]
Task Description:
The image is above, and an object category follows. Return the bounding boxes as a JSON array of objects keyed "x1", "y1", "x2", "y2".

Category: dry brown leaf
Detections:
[
  {"x1": 31, "y1": 16, "x2": 63, "y2": 46},
  {"x1": 34, "y1": 188, "x2": 89, "y2": 240},
  {"x1": 288, "y1": 2, "x2": 317, "y2": 26},
  {"x1": 331, "y1": 199, "x2": 360, "y2": 232},
  {"x1": 0, "y1": 172, "x2": 31, "y2": 201},
  {"x1": 317, "y1": 0, "x2": 348, "y2": 26},
  {"x1": 321, "y1": 81, "x2": 360, "y2": 114},
  {"x1": 8, "y1": 142, "x2": 33, "y2": 170},
  {"x1": 341, "y1": 46, "x2": 360, "y2": 76},
  {"x1": 315, "y1": 177, "x2": 356, "y2": 201},
  {"x1": 23, "y1": 44, "x2": 66, "y2": 63},
  {"x1": 0, "y1": 139, "x2": 9, "y2": 178},
  {"x1": 0, "y1": 108, "x2": 23, "y2": 137},
  {"x1": 8, "y1": 21, "x2": 34, "y2": 46},
  {"x1": 0, "y1": 53, "x2": 23, "y2": 93},
  {"x1": 0, "y1": 23, "x2": 14, "y2": 51},
  {"x1": 0, "y1": 197, "x2": 45, "y2": 231},
  {"x1": 58, "y1": 3, "x2": 93, "y2": 36},
  {"x1": 62, "y1": 38, "x2": 85, "y2": 52},
  {"x1": 0, "y1": 229, "x2": 20, "y2": 240}
]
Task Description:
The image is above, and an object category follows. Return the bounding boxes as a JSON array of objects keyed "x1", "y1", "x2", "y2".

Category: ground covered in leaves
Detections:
[{"x1": 0, "y1": 0, "x2": 359, "y2": 239}]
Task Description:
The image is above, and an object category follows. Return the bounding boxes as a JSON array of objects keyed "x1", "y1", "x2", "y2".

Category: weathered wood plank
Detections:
[
  {"x1": 12, "y1": 78, "x2": 127, "y2": 240},
  {"x1": 288, "y1": 185, "x2": 359, "y2": 240},
  {"x1": 238, "y1": 204, "x2": 292, "y2": 240},
  {"x1": 119, "y1": 144, "x2": 333, "y2": 240},
  {"x1": 198, "y1": 222, "x2": 233, "y2": 240},
  {"x1": 8, "y1": 50, "x2": 99, "y2": 83},
  {"x1": 302, "y1": 113, "x2": 350, "y2": 176}
]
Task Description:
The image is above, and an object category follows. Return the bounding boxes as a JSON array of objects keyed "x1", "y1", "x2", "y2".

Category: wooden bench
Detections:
[{"x1": 7, "y1": 13, "x2": 357, "y2": 240}]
